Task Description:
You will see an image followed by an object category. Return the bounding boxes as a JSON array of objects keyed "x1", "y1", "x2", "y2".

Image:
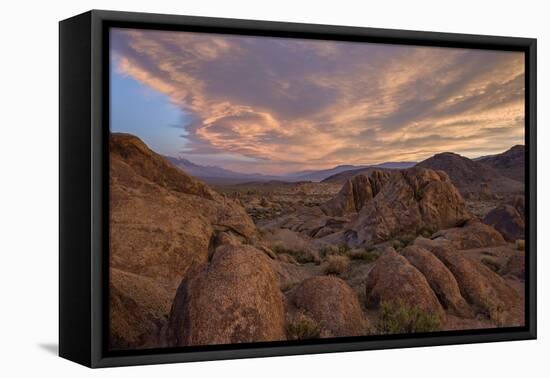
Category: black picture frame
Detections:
[{"x1": 59, "y1": 9, "x2": 537, "y2": 368}]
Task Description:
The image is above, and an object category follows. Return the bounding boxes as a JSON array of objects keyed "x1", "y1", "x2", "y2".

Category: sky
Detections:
[{"x1": 110, "y1": 28, "x2": 525, "y2": 175}]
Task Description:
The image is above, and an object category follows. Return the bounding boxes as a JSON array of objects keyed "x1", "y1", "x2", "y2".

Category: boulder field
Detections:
[{"x1": 109, "y1": 134, "x2": 525, "y2": 350}]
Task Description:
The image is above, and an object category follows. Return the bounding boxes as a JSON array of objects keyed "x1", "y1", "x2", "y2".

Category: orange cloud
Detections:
[{"x1": 111, "y1": 28, "x2": 525, "y2": 174}]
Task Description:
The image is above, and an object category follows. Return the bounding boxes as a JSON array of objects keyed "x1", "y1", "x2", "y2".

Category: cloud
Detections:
[{"x1": 111, "y1": 28, "x2": 525, "y2": 174}]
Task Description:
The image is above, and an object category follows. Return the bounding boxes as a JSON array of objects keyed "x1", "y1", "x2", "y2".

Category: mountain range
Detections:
[{"x1": 166, "y1": 145, "x2": 524, "y2": 188}]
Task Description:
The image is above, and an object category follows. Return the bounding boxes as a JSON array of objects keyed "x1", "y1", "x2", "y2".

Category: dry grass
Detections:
[
  {"x1": 348, "y1": 248, "x2": 379, "y2": 263},
  {"x1": 377, "y1": 300, "x2": 441, "y2": 334},
  {"x1": 272, "y1": 245, "x2": 314, "y2": 264},
  {"x1": 323, "y1": 255, "x2": 350, "y2": 275},
  {"x1": 286, "y1": 312, "x2": 322, "y2": 340}
]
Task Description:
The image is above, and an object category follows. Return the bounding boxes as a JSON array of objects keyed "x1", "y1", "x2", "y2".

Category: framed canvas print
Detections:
[{"x1": 59, "y1": 10, "x2": 537, "y2": 368}]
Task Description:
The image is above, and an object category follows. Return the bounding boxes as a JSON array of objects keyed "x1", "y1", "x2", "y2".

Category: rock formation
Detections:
[
  {"x1": 290, "y1": 276, "x2": 368, "y2": 337},
  {"x1": 350, "y1": 167, "x2": 471, "y2": 246},
  {"x1": 110, "y1": 268, "x2": 173, "y2": 350},
  {"x1": 423, "y1": 243, "x2": 522, "y2": 325},
  {"x1": 401, "y1": 246, "x2": 472, "y2": 318},
  {"x1": 431, "y1": 220, "x2": 506, "y2": 249},
  {"x1": 110, "y1": 133, "x2": 258, "y2": 349},
  {"x1": 483, "y1": 204, "x2": 525, "y2": 242},
  {"x1": 365, "y1": 248, "x2": 446, "y2": 321},
  {"x1": 478, "y1": 145, "x2": 525, "y2": 182},
  {"x1": 321, "y1": 171, "x2": 390, "y2": 216},
  {"x1": 167, "y1": 244, "x2": 286, "y2": 346},
  {"x1": 417, "y1": 151, "x2": 522, "y2": 198}
]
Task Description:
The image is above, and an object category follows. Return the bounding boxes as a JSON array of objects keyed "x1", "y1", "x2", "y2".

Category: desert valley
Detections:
[{"x1": 109, "y1": 132, "x2": 526, "y2": 350}]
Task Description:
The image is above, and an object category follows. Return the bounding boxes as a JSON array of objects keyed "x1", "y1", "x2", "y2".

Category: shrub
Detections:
[
  {"x1": 516, "y1": 239, "x2": 525, "y2": 251},
  {"x1": 418, "y1": 226, "x2": 434, "y2": 239},
  {"x1": 349, "y1": 248, "x2": 379, "y2": 263},
  {"x1": 286, "y1": 312, "x2": 322, "y2": 340},
  {"x1": 392, "y1": 239, "x2": 404, "y2": 251},
  {"x1": 377, "y1": 300, "x2": 441, "y2": 334},
  {"x1": 323, "y1": 255, "x2": 350, "y2": 275},
  {"x1": 338, "y1": 244, "x2": 351, "y2": 256},
  {"x1": 272, "y1": 245, "x2": 314, "y2": 264},
  {"x1": 481, "y1": 257, "x2": 501, "y2": 273},
  {"x1": 319, "y1": 245, "x2": 338, "y2": 259}
]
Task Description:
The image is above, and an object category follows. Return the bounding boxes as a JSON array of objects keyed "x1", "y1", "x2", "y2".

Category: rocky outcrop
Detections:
[
  {"x1": 417, "y1": 151, "x2": 523, "y2": 198},
  {"x1": 262, "y1": 228, "x2": 321, "y2": 264},
  {"x1": 167, "y1": 245, "x2": 286, "y2": 346},
  {"x1": 110, "y1": 133, "x2": 257, "y2": 290},
  {"x1": 365, "y1": 248, "x2": 445, "y2": 321},
  {"x1": 424, "y1": 244, "x2": 522, "y2": 326},
  {"x1": 290, "y1": 276, "x2": 368, "y2": 337},
  {"x1": 110, "y1": 133, "x2": 258, "y2": 349},
  {"x1": 321, "y1": 171, "x2": 390, "y2": 216},
  {"x1": 483, "y1": 204, "x2": 525, "y2": 242},
  {"x1": 110, "y1": 268, "x2": 172, "y2": 350},
  {"x1": 431, "y1": 220, "x2": 506, "y2": 249},
  {"x1": 350, "y1": 167, "x2": 471, "y2": 246},
  {"x1": 110, "y1": 133, "x2": 216, "y2": 200},
  {"x1": 401, "y1": 246, "x2": 472, "y2": 318}
]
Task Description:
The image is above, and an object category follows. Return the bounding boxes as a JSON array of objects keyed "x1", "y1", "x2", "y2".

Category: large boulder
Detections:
[
  {"x1": 109, "y1": 268, "x2": 172, "y2": 350},
  {"x1": 167, "y1": 245, "x2": 286, "y2": 346},
  {"x1": 483, "y1": 204, "x2": 525, "y2": 242},
  {"x1": 425, "y1": 244, "x2": 522, "y2": 326},
  {"x1": 350, "y1": 167, "x2": 471, "y2": 245},
  {"x1": 401, "y1": 246, "x2": 472, "y2": 318},
  {"x1": 431, "y1": 220, "x2": 506, "y2": 249},
  {"x1": 290, "y1": 276, "x2": 368, "y2": 337},
  {"x1": 365, "y1": 248, "x2": 445, "y2": 321}
]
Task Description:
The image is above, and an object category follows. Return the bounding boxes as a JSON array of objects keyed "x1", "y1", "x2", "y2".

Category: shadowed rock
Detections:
[
  {"x1": 501, "y1": 252, "x2": 525, "y2": 280},
  {"x1": 431, "y1": 220, "x2": 506, "y2": 249},
  {"x1": 478, "y1": 145, "x2": 525, "y2": 182},
  {"x1": 483, "y1": 204, "x2": 525, "y2": 242},
  {"x1": 290, "y1": 276, "x2": 368, "y2": 337},
  {"x1": 508, "y1": 194, "x2": 525, "y2": 217},
  {"x1": 365, "y1": 248, "x2": 445, "y2": 321},
  {"x1": 168, "y1": 245, "x2": 286, "y2": 346}
]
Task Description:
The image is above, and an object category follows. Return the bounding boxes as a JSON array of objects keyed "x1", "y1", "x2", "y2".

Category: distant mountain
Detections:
[
  {"x1": 287, "y1": 165, "x2": 369, "y2": 182},
  {"x1": 165, "y1": 156, "x2": 282, "y2": 184},
  {"x1": 416, "y1": 151, "x2": 523, "y2": 198},
  {"x1": 372, "y1": 162, "x2": 417, "y2": 170},
  {"x1": 321, "y1": 162, "x2": 416, "y2": 184},
  {"x1": 166, "y1": 155, "x2": 419, "y2": 185},
  {"x1": 477, "y1": 145, "x2": 525, "y2": 182}
]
